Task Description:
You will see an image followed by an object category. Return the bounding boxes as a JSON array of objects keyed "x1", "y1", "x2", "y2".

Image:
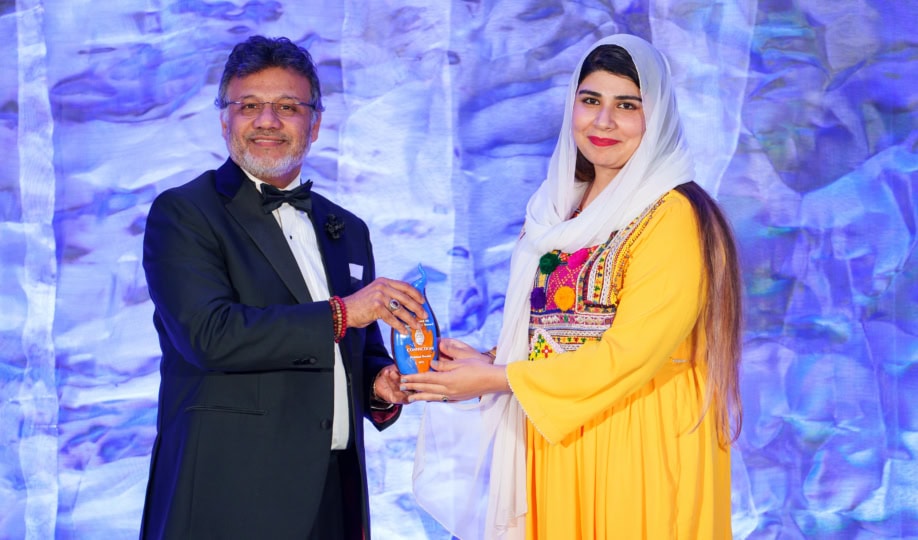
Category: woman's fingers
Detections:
[
  {"x1": 401, "y1": 370, "x2": 448, "y2": 401},
  {"x1": 440, "y1": 337, "x2": 478, "y2": 358},
  {"x1": 402, "y1": 358, "x2": 507, "y2": 402}
]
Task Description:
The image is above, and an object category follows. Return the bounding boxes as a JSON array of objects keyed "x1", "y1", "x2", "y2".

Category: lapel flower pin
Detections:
[{"x1": 325, "y1": 214, "x2": 345, "y2": 240}]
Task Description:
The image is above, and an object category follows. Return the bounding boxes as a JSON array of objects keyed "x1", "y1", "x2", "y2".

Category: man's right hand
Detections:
[{"x1": 342, "y1": 277, "x2": 427, "y2": 333}]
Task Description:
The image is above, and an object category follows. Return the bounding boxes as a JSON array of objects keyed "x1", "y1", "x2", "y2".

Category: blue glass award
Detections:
[{"x1": 391, "y1": 264, "x2": 440, "y2": 374}]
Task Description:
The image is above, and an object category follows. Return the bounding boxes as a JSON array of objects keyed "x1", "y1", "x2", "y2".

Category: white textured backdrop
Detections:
[{"x1": 1, "y1": 0, "x2": 916, "y2": 538}]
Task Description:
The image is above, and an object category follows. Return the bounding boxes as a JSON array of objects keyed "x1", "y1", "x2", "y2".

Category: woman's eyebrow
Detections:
[{"x1": 576, "y1": 89, "x2": 642, "y2": 101}]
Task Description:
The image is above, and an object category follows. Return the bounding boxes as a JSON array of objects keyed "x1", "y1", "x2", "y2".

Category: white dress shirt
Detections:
[{"x1": 246, "y1": 173, "x2": 350, "y2": 451}]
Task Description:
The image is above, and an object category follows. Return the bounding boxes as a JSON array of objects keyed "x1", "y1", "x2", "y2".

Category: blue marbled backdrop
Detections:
[{"x1": 1, "y1": 0, "x2": 916, "y2": 538}]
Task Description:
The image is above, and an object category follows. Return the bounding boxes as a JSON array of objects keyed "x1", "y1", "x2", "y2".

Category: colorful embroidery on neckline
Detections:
[
  {"x1": 531, "y1": 246, "x2": 597, "y2": 313},
  {"x1": 526, "y1": 194, "x2": 671, "y2": 361}
]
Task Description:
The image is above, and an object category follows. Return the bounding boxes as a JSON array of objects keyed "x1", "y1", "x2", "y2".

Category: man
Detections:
[{"x1": 140, "y1": 35, "x2": 422, "y2": 539}]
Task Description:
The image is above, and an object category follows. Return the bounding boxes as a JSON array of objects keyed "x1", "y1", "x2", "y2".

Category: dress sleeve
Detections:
[{"x1": 507, "y1": 193, "x2": 706, "y2": 444}]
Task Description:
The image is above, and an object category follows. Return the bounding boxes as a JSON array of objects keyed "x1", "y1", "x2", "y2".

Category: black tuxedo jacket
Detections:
[{"x1": 140, "y1": 159, "x2": 399, "y2": 539}]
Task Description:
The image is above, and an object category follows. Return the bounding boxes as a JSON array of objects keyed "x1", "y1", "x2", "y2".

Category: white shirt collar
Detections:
[{"x1": 239, "y1": 168, "x2": 302, "y2": 192}]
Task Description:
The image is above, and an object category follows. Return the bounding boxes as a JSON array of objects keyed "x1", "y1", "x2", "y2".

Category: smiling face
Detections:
[
  {"x1": 220, "y1": 66, "x2": 322, "y2": 188},
  {"x1": 571, "y1": 70, "x2": 645, "y2": 186}
]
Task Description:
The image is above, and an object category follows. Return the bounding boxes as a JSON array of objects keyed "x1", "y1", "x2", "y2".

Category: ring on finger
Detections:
[
  {"x1": 440, "y1": 395, "x2": 449, "y2": 403},
  {"x1": 387, "y1": 299, "x2": 401, "y2": 312}
]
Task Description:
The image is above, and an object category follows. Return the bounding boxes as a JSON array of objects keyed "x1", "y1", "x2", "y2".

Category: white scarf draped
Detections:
[{"x1": 413, "y1": 34, "x2": 695, "y2": 540}]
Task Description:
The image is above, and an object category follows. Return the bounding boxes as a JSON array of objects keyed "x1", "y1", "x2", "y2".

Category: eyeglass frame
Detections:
[{"x1": 218, "y1": 99, "x2": 326, "y2": 117}]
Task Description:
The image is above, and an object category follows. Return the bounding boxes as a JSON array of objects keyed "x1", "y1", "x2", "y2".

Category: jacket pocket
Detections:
[{"x1": 185, "y1": 404, "x2": 266, "y2": 415}]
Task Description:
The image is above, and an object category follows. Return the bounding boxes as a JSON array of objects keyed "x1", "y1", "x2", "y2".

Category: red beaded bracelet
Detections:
[
  {"x1": 338, "y1": 297, "x2": 348, "y2": 335},
  {"x1": 332, "y1": 298, "x2": 343, "y2": 342},
  {"x1": 329, "y1": 296, "x2": 347, "y2": 343}
]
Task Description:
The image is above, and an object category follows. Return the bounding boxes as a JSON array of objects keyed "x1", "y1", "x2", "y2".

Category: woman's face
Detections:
[{"x1": 572, "y1": 69, "x2": 645, "y2": 183}]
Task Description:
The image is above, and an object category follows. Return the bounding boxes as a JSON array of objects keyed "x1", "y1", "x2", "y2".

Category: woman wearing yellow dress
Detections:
[{"x1": 404, "y1": 34, "x2": 743, "y2": 540}]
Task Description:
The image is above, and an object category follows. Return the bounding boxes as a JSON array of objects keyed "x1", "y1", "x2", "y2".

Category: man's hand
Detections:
[
  {"x1": 373, "y1": 364, "x2": 411, "y2": 405},
  {"x1": 342, "y1": 277, "x2": 427, "y2": 333}
]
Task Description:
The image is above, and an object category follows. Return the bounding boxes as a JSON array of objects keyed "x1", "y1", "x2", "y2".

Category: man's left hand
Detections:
[{"x1": 373, "y1": 364, "x2": 411, "y2": 405}]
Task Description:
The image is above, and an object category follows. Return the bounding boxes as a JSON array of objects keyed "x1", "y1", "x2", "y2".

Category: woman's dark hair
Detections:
[
  {"x1": 215, "y1": 36, "x2": 324, "y2": 112},
  {"x1": 574, "y1": 45, "x2": 639, "y2": 183},
  {"x1": 675, "y1": 181, "x2": 744, "y2": 446}
]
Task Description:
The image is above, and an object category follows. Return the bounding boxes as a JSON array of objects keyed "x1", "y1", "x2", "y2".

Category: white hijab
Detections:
[{"x1": 413, "y1": 34, "x2": 695, "y2": 540}]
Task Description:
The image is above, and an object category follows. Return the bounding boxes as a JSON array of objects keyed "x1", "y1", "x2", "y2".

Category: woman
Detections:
[{"x1": 404, "y1": 34, "x2": 742, "y2": 539}]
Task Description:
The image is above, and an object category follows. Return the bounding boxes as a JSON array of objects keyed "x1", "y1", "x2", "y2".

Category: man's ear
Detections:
[
  {"x1": 220, "y1": 110, "x2": 230, "y2": 141},
  {"x1": 310, "y1": 112, "x2": 322, "y2": 143}
]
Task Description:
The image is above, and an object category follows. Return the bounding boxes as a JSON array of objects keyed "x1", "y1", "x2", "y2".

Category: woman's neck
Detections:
[{"x1": 579, "y1": 170, "x2": 618, "y2": 210}]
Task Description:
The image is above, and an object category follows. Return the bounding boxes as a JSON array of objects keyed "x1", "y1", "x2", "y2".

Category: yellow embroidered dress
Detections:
[{"x1": 506, "y1": 191, "x2": 732, "y2": 539}]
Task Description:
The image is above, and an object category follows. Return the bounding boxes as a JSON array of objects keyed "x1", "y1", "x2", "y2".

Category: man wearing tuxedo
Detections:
[{"x1": 140, "y1": 35, "x2": 425, "y2": 539}]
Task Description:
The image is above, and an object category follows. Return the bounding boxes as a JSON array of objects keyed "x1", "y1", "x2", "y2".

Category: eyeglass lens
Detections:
[{"x1": 233, "y1": 101, "x2": 309, "y2": 117}]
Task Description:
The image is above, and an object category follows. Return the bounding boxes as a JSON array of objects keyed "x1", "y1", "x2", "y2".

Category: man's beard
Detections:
[{"x1": 228, "y1": 132, "x2": 307, "y2": 183}]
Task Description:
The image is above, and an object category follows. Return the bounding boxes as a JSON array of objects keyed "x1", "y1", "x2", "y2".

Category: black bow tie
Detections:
[{"x1": 260, "y1": 181, "x2": 313, "y2": 214}]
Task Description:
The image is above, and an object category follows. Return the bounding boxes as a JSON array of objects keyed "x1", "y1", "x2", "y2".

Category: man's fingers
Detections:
[
  {"x1": 384, "y1": 278, "x2": 427, "y2": 304},
  {"x1": 343, "y1": 277, "x2": 429, "y2": 329},
  {"x1": 382, "y1": 284, "x2": 428, "y2": 323},
  {"x1": 375, "y1": 365, "x2": 411, "y2": 404},
  {"x1": 384, "y1": 292, "x2": 427, "y2": 325},
  {"x1": 369, "y1": 279, "x2": 427, "y2": 329}
]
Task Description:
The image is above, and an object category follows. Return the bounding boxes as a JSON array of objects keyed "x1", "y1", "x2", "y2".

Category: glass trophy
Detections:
[{"x1": 391, "y1": 264, "x2": 440, "y2": 374}]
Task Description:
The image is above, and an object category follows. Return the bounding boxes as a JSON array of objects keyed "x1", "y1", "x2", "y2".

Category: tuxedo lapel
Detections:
[
  {"x1": 309, "y1": 195, "x2": 349, "y2": 298},
  {"x1": 215, "y1": 160, "x2": 312, "y2": 304},
  {"x1": 309, "y1": 195, "x2": 363, "y2": 365}
]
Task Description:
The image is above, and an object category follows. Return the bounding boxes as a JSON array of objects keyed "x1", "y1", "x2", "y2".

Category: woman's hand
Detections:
[
  {"x1": 401, "y1": 338, "x2": 510, "y2": 402},
  {"x1": 438, "y1": 337, "x2": 480, "y2": 360}
]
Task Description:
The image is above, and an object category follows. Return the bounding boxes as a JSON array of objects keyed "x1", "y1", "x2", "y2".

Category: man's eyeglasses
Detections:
[{"x1": 222, "y1": 100, "x2": 324, "y2": 118}]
